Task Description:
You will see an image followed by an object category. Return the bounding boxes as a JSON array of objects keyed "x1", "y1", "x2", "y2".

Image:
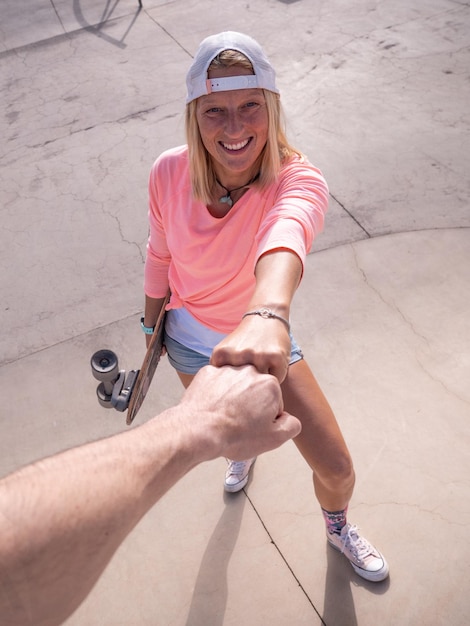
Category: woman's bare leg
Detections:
[
  {"x1": 281, "y1": 359, "x2": 389, "y2": 581},
  {"x1": 281, "y1": 359, "x2": 355, "y2": 512}
]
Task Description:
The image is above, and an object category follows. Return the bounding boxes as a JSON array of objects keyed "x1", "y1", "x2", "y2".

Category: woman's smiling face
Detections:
[{"x1": 195, "y1": 66, "x2": 269, "y2": 187}]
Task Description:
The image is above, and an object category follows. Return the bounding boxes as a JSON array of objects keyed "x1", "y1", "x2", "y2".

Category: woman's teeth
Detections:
[{"x1": 222, "y1": 139, "x2": 250, "y2": 151}]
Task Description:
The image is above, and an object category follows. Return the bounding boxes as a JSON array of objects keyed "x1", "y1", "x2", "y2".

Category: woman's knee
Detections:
[{"x1": 315, "y1": 453, "x2": 355, "y2": 492}]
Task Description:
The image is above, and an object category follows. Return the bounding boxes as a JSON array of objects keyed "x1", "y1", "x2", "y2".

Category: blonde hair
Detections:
[{"x1": 185, "y1": 50, "x2": 301, "y2": 204}]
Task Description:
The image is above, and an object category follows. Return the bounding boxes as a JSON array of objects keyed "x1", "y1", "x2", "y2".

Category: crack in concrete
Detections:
[
  {"x1": 349, "y1": 244, "x2": 470, "y2": 407},
  {"x1": 329, "y1": 193, "x2": 371, "y2": 238},
  {"x1": 102, "y1": 206, "x2": 146, "y2": 264},
  {"x1": 356, "y1": 500, "x2": 470, "y2": 527},
  {"x1": 243, "y1": 490, "x2": 326, "y2": 624},
  {"x1": 24, "y1": 106, "x2": 179, "y2": 151},
  {"x1": 350, "y1": 244, "x2": 430, "y2": 345},
  {"x1": 414, "y1": 352, "x2": 470, "y2": 407}
]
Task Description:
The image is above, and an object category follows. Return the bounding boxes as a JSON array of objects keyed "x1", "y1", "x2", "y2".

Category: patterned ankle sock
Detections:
[{"x1": 322, "y1": 506, "x2": 348, "y2": 535}]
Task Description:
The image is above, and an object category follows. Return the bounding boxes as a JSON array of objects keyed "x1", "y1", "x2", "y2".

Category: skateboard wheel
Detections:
[
  {"x1": 96, "y1": 382, "x2": 113, "y2": 409},
  {"x1": 91, "y1": 349, "x2": 119, "y2": 382}
]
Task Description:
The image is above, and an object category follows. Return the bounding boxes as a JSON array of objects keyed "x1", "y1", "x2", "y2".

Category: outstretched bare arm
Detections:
[{"x1": 0, "y1": 365, "x2": 301, "y2": 626}]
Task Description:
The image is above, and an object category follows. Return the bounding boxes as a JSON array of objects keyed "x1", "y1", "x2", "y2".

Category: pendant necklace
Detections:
[{"x1": 216, "y1": 173, "x2": 260, "y2": 209}]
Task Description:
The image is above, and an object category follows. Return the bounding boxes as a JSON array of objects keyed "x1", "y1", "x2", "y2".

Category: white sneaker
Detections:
[
  {"x1": 224, "y1": 458, "x2": 256, "y2": 493},
  {"x1": 327, "y1": 523, "x2": 389, "y2": 582}
]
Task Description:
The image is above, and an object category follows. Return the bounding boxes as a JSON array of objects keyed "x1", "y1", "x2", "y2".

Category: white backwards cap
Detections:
[{"x1": 186, "y1": 31, "x2": 279, "y2": 103}]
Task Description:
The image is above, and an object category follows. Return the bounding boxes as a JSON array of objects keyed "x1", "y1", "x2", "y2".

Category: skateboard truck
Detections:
[
  {"x1": 91, "y1": 291, "x2": 169, "y2": 423},
  {"x1": 91, "y1": 349, "x2": 139, "y2": 412}
]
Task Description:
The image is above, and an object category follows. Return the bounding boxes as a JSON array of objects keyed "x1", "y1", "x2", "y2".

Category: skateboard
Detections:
[{"x1": 91, "y1": 292, "x2": 170, "y2": 424}]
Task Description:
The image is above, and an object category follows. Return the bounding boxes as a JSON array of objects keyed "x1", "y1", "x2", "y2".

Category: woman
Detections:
[{"x1": 142, "y1": 31, "x2": 389, "y2": 582}]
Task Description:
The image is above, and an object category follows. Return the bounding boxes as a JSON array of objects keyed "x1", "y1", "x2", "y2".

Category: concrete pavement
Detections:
[{"x1": 1, "y1": 1, "x2": 469, "y2": 624}]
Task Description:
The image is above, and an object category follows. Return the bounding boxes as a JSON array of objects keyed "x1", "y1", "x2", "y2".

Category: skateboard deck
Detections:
[{"x1": 126, "y1": 292, "x2": 170, "y2": 424}]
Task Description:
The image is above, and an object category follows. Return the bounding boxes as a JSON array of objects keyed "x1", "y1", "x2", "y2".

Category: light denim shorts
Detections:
[{"x1": 164, "y1": 330, "x2": 304, "y2": 375}]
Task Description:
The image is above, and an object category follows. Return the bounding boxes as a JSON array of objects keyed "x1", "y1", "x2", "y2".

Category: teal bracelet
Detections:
[
  {"x1": 242, "y1": 308, "x2": 290, "y2": 332},
  {"x1": 140, "y1": 317, "x2": 155, "y2": 335}
]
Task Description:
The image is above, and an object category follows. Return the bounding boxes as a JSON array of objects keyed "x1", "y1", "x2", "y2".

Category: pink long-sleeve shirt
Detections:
[{"x1": 144, "y1": 145, "x2": 328, "y2": 334}]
